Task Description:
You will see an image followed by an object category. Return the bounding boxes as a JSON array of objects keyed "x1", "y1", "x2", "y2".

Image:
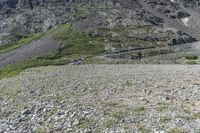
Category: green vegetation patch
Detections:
[
  {"x1": 185, "y1": 55, "x2": 198, "y2": 60},
  {"x1": 104, "y1": 101, "x2": 119, "y2": 108},
  {"x1": 158, "y1": 116, "x2": 171, "y2": 123},
  {"x1": 168, "y1": 128, "x2": 187, "y2": 133},
  {"x1": 134, "y1": 106, "x2": 147, "y2": 116},
  {"x1": 185, "y1": 60, "x2": 197, "y2": 65},
  {"x1": 184, "y1": 55, "x2": 199, "y2": 65},
  {"x1": 137, "y1": 124, "x2": 149, "y2": 133},
  {"x1": 0, "y1": 24, "x2": 106, "y2": 80},
  {"x1": 0, "y1": 58, "x2": 67, "y2": 80},
  {"x1": 34, "y1": 127, "x2": 49, "y2": 133},
  {"x1": 156, "y1": 102, "x2": 170, "y2": 112},
  {"x1": 53, "y1": 24, "x2": 105, "y2": 58},
  {"x1": 176, "y1": 112, "x2": 200, "y2": 121},
  {"x1": 77, "y1": 118, "x2": 96, "y2": 129},
  {"x1": 103, "y1": 112, "x2": 124, "y2": 128}
]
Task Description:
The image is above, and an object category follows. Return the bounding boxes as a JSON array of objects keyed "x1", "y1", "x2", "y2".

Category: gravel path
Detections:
[
  {"x1": 1, "y1": 65, "x2": 200, "y2": 132},
  {"x1": 0, "y1": 35, "x2": 61, "y2": 67}
]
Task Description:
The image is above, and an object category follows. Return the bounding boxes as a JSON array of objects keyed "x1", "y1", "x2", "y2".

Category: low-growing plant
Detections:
[
  {"x1": 159, "y1": 116, "x2": 171, "y2": 123},
  {"x1": 134, "y1": 106, "x2": 146, "y2": 116},
  {"x1": 155, "y1": 102, "x2": 170, "y2": 112},
  {"x1": 185, "y1": 55, "x2": 198, "y2": 60},
  {"x1": 137, "y1": 124, "x2": 148, "y2": 133},
  {"x1": 0, "y1": 58, "x2": 67, "y2": 80},
  {"x1": 34, "y1": 127, "x2": 49, "y2": 133},
  {"x1": 104, "y1": 101, "x2": 119, "y2": 107},
  {"x1": 185, "y1": 60, "x2": 197, "y2": 65},
  {"x1": 176, "y1": 115, "x2": 193, "y2": 121},
  {"x1": 168, "y1": 128, "x2": 187, "y2": 133},
  {"x1": 53, "y1": 24, "x2": 105, "y2": 58},
  {"x1": 77, "y1": 118, "x2": 96, "y2": 129},
  {"x1": 103, "y1": 112, "x2": 124, "y2": 128}
]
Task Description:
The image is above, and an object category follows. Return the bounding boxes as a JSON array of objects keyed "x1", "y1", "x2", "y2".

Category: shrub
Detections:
[
  {"x1": 185, "y1": 55, "x2": 198, "y2": 60},
  {"x1": 185, "y1": 60, "x2": 197, "y2": 65}
]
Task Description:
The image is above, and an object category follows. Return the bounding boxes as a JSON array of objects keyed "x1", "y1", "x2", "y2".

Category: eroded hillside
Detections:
[{"x1": 0, "y1": 0, "x2": 200, "y2": 67}]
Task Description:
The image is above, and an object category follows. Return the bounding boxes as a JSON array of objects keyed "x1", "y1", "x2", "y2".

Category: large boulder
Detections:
[{"x1": 168, "y1": 32, "x2": 197, "y2": 46}]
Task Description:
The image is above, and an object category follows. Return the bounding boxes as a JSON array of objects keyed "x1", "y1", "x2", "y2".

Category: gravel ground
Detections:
[{"x1": 1, "y1": 65, "x2": 200, "y2": 132}]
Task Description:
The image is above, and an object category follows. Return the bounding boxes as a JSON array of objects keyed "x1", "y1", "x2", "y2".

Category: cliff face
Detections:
[
  {"x1": 0, "y1": 0, "x2": 137, "y2": 45},
  {"x1": 0, "y1": 0, "x2": 18, "y2": 18},
  {"x1": 0, "y1": 0, "x2": 87, "y2": 45},
  {"x1": 0, "y1": 0, "x2": 89, "y2": 23}
]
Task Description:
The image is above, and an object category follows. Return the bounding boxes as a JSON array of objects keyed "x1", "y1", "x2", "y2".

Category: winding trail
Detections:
[{"x1": 0, "y1": 34, "x2": 61, "y2": 67}]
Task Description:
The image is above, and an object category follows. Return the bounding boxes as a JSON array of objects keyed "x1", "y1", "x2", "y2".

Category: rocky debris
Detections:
[
  {"x1": 1, "y1": 0, "x2": 200, "y2": 46},
  {"x1": 69, "y1": 59, "x2": 83, "y2": 65},
  {"x1": 168, "y1": 32, "x2": 197, "y2": 46},
  {"x1": 1, "y1": 65, "x2": 200, "y2": 132},
  {"x1": 0, "y1": 0, "x2": 200, "y2": 65},
  {"x1": 104, "y1": 41, "x2": 200, "y2": 64},
  {"x1": 0, "y1": 34, "x2": 61, "y2": 67}
]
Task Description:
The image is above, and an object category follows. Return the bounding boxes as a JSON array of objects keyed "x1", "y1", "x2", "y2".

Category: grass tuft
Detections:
[
  {"x1": 168, "y1": 128, "x2": 186, "y2": 133},
  {"x1": 185, "y1": 55, "x2": 198, "y2": 60},
  {"x1": 104, "y1": 112, "x2": 124, "y2": 128},
  {"x1": 185, "y1": 60, "x2": 197, "y2": 65}
]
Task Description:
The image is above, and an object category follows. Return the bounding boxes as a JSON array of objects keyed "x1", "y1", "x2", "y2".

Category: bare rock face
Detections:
[
  {"x1": 0, "y1": 0, "x2": 199, "y2": 48},
  {"x1": 0, "y1": 0, "x2": 18, "y2": 9},
  {"x1": 16, "y1": 0, "x2": 36, "y2": 9},
  {"x1": 0, "y1": 0, "x2": 86, "y2": 45},
  {"x1": 177, "y1": 0, "x2": 200, "y2": 8},
  {"x1": 0, "y1": 0, "x2": 18, "y2": 18}
]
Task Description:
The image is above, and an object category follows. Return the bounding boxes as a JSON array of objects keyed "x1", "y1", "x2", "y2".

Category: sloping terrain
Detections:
[
  {"x1": 0, "y1": 34, "x2": 61, "y2": 67},
  {"x1": 1, "y1": 0, "x2": 200, "y2": 66},
  {"x1": 1, "y1": 65, "x2": 200, "y2": 132},
  {"x1": 2, "y1": 0, "x2": 200, "y2": 132}
]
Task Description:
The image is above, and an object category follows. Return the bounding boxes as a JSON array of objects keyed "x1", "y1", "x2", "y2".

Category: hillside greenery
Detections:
[{"x1": 0, "y1": 24, "x2": 106, "y2": 79}]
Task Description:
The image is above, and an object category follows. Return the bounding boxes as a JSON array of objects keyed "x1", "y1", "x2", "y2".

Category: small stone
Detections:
[
  {"x1": 72, "y1": 119, "x2": 79, "y2": 126},
  {"x1": 67, "y1": 128, "x2": 73, "y2": 132},
  {"x1": 29, "y1": 90, "x2": 34, "y2": 94},
  {"x1": 139, "y1": 97, "x2": 145, "y2": 101},
  {"x1": 0, "y1": 124, "x2": 9, "y2": 132},
  {"x1": 165, "y1": 96, "x2": 170, "y2": 100},
  {"x1": 21, "y1": 109, "x2": 31, "y2": 115},
  {"x1": 84, "y1": 128, "x2": 93, "y2": 133}
]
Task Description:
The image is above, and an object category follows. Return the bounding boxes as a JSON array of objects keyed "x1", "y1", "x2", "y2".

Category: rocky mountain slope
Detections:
[
  {"x1": 2, "y1": 1, "x2": 200, "y2": 132},
  {"x1": 1, "y1": 0, "x2": 200, "y2": 65}
]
